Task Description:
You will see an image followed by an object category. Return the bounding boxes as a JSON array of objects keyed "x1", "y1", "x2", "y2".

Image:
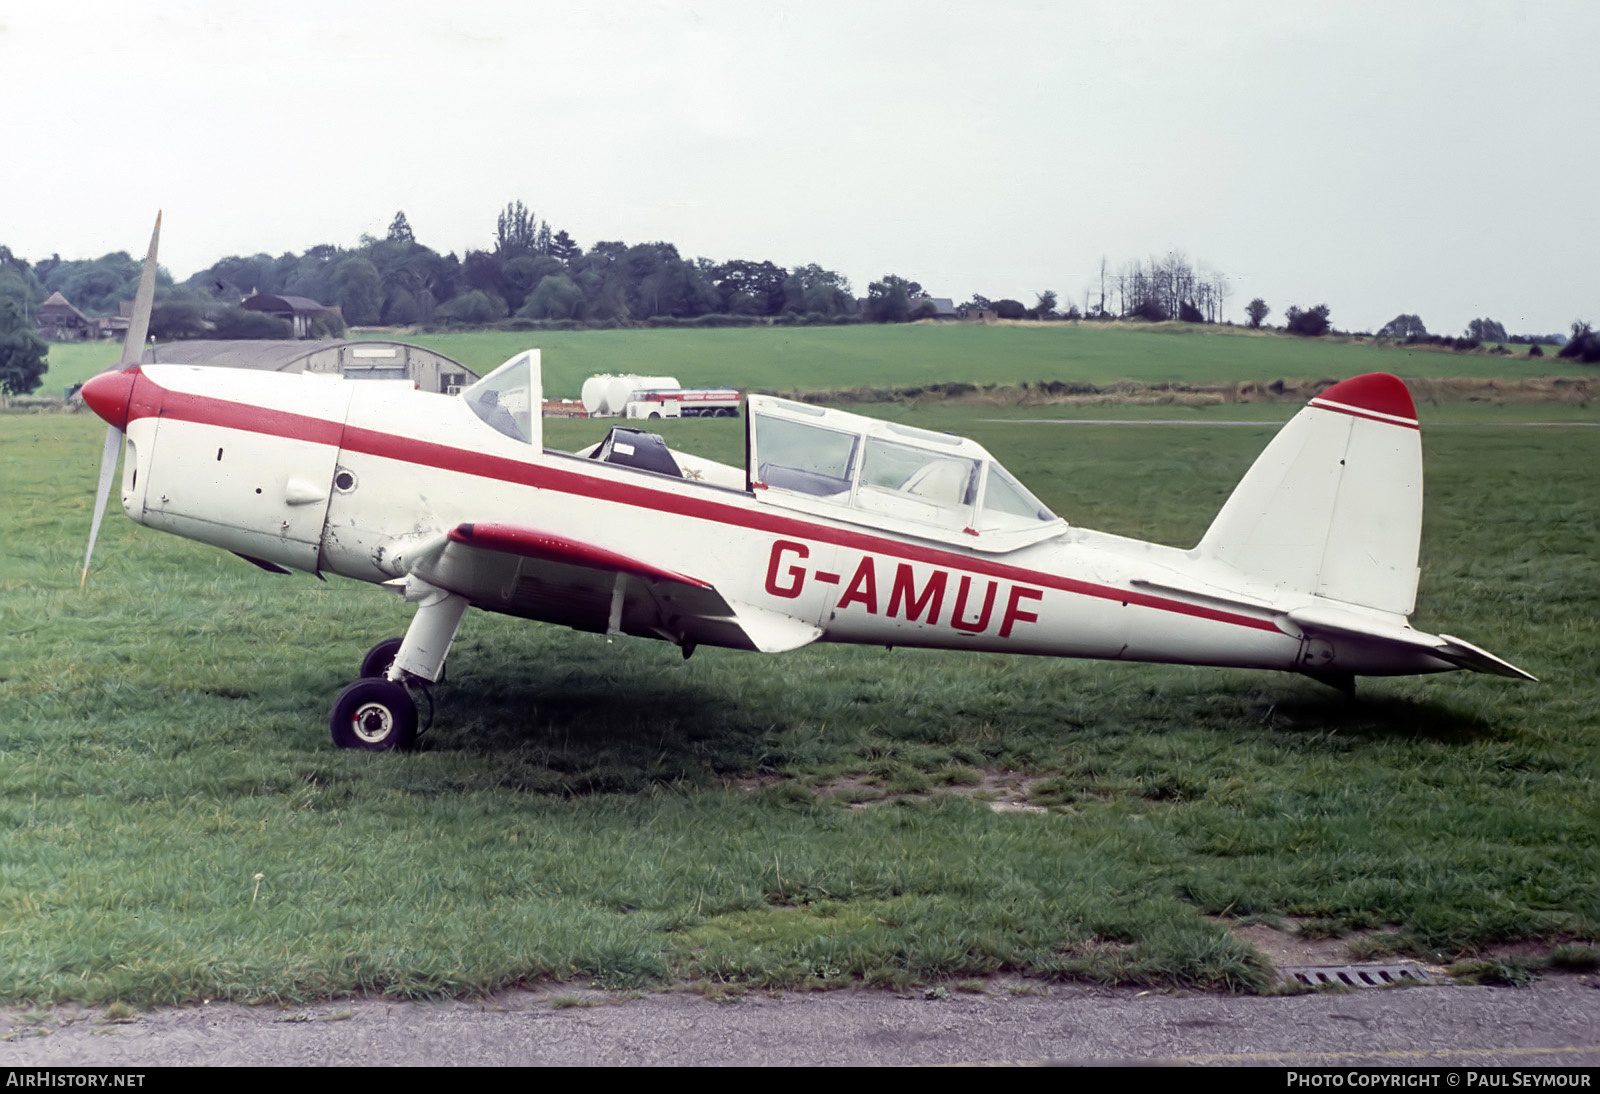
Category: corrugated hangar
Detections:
[{"x1": 140, "y1": 340, "x2": 479, "y2": 394}]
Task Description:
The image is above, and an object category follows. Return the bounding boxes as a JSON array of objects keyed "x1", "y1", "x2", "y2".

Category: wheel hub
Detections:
[{"x1": 352, "y1": 702, "x2": 395, "y2": 743}]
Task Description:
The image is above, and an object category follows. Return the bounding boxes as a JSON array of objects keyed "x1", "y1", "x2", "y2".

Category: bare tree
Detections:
[
  {"x1": 1105, "y1": 251, "x2": 1228, "y2": 323},
  {"x1": 1201, "y1": 263, "x2": 1231, "y2": 322}
]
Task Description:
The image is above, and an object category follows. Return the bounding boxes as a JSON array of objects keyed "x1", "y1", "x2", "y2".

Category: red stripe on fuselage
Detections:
[
  {"x1": 1307, "y1": 398, "x2": 1420, "y2": 430},
  {"x1": 128, "y1": 379, "x2": 1283, "y2": 635},
  {"x1": 154, "y1": 385, "x2": 346, "y2": 445}
]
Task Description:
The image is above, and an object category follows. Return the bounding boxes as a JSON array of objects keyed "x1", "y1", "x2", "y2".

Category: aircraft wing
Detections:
[{"x1": 395, "y1": 522, "x2": 822, "y2": 654}]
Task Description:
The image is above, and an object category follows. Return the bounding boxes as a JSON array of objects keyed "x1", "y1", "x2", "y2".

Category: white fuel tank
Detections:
[{"x1": 581, "y1": 374, "x2": 680, "y2": 416}]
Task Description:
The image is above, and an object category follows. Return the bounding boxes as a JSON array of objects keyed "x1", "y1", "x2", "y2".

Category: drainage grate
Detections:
[{"x1": 1281, "y1": 964, "x2": 1436, "y2": 989}]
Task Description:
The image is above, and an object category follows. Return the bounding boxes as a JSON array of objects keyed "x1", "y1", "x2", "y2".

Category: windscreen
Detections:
[
  {"x1": 462, "y1": 354, "x2": 534, "y2": 443},
  {"x1": 979, "y1": 462, "x2": 1057, "y2": 530}
]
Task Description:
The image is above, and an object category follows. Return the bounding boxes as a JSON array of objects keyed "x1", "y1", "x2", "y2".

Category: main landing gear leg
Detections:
[
  {"x1": 387, "y1": 576, "x2": 470, "y2": 687},
  {"x1": 329, "y1": 577, "x2": 470, "y2": 751}
]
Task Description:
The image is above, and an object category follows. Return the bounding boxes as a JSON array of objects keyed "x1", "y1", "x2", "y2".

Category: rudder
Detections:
[{"x1": 1197, "y1": 374, "x2": 1422, "y2": 616}]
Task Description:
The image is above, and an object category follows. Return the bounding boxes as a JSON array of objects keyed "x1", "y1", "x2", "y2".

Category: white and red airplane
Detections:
[{"x1": 80, "y1": 218, "x2": 1533, "y2": 750}]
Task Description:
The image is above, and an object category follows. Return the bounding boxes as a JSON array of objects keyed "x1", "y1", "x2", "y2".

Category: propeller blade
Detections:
[
  {"x1": 119, "y1": 211, "x2": 162, "y2": 369},
  {"x1": 84, "y1": 213, "x2": 158, "y2": 588},
  {"x1": 81, "y1": 425, "x2": 124, "y2": 588}
]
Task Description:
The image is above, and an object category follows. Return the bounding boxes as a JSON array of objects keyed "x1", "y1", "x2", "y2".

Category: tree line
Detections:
[
  {"x1": 0, "y1": 201, "x2": 866, "y2": 349},
  {"x1": 83, "y1": 204, "x2": 859, "y2": 334},
  {"x1": 1373, "y1": 312, "x2": 1573, "y2": 350},
  {"x1": 4, "y1": 206, "x2": 1594, "y2": 396},
  {"x1": 2, "y1": 207, "x2": 1246, "y2": 341}
]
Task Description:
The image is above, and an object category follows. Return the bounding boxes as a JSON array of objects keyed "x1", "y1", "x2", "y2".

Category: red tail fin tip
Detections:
[{"x1": 1310, "y1": 373, "x2": 1416, "y2": 424}]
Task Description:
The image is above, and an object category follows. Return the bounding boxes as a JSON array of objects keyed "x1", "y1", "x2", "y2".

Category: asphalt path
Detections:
[
  {"x1": 3, "y1": 975, "x2": 1596, "y2": 1067},
  {"x1": 982, "y1": 419, "x2": 1600, "y2": 427}
]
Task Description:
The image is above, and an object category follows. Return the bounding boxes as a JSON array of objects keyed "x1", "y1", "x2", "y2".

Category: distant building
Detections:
[
  {"x1": 960, "y1": 307, "x2": 999, "y2": 322},
  {"x1": 853, "y1": 293, "x2": 961, "y2": 319},
  {"x1": 239, "y1": 293, "x2": 341, "y2": 338},
  {"x1": 141, "y1": 340, "x2": 478, "y2": 394},
  {"x1": 36, "y1": 292, "x2": 95, "y2": 341}
]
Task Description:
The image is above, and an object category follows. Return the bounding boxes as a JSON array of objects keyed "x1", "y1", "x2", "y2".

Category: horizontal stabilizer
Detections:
[
  {"x1": 1288, "y1": 603, "x2": 1535, "y2": 681},
  {"x1": 1435, "y1": 634, "x2": 1539, "y2": 681},
  {"x1": 1288, "y1": 601, "x2": 1428, "y2": 648}
]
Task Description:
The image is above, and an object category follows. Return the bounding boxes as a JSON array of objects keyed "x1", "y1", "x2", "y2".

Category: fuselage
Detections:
[{"x1": 82, "y1": 363, "x2": 1448, "y2": 678}]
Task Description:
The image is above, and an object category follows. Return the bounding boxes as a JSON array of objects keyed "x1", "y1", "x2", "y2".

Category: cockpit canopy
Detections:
[
  {"x1": 748, "y1": 395, "x2": 1065, "y2": 552},
  {"x1": 457, "y1": 359, "x2": 1061, "y2": 553},
  {"x1": 462, "y1": 351, "x2": 541, "y2": 446}
]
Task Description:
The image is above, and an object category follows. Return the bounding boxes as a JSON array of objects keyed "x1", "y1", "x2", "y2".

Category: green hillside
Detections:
[
  {"x1": 401, "y1": 324, "x2": 1562, "y2": 401},
  {"x1": 37, "y1": 322, "x2": 1565, "y2": 399}
]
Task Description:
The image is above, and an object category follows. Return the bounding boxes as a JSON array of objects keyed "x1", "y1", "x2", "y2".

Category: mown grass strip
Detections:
[{"x1": 0, "y1": 401, "x2": 1593, "y2": 1003}]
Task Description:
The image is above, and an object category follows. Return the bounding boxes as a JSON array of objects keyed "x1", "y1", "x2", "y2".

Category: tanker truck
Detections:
[{"x1": 580, "y1": 374, "x2": 741, "y2": 419}]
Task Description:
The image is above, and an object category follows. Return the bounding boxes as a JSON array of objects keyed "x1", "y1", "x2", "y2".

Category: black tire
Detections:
[
  {"x1": 359, "y1": 637, "x2": 404, "y2": 679},
  {"x1": 648, "y1": 411, "x2": 661, "y2": 419},
  {"x1": 330, "y1": 679, "x2": 418, "y2": 751}
]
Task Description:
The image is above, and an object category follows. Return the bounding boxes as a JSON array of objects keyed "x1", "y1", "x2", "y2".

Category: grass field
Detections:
[
  {"x1": 0, "y1": 396, "x2": 1594, "y2": 1005},
  {"x1": 34, "y1": 321, "x2": 1577, "y2": 399}
]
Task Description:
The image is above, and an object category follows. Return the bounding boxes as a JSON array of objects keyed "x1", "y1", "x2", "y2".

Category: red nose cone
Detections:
[{"x1": 81, "y1": 367, "x2": 140, "y2": 431}]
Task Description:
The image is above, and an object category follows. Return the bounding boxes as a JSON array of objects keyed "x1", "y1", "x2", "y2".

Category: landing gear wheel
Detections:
[
  {"x1": 330, "y1": 678, "x2": 419, "y2": 751},
  {"x1": 359, "y1": 637, "x2": 404, "y2": 679},
  {"x1": 359, "y1": 637, "x2": 444, "y2": 684}
]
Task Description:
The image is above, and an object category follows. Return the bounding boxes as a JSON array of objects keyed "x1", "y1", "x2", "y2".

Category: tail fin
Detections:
[{"x1": 1198, "y1": 374, "x2": 1422, "y2": 616}]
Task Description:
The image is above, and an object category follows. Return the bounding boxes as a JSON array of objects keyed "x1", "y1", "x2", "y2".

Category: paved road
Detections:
[
  {"x1": 982, "y1": 419, "x2": 1600, "y2": 427},
  {"x1": 3, "y1": 975, "x2": 1596, "y2": 1066}
]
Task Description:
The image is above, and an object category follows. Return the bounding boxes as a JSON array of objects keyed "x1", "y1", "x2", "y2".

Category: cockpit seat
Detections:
[{"x1": 901, "y1": 459, "x2": 971, "y2": 507}]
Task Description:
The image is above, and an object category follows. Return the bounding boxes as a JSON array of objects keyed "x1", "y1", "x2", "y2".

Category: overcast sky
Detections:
[{"x1": 4, "y1": 0, "x2": 1594, "y2": 335}]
